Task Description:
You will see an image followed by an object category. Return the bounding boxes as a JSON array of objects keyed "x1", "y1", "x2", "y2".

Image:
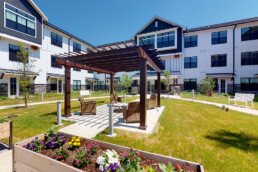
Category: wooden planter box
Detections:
[
  {"x1": 13, "y1": 132, "x2": 204, "y2": 172},
  {"x1": 0, "y1": 120, "x2": 12, "y2": 149}
]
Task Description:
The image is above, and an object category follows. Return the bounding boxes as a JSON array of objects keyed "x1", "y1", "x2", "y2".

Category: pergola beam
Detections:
[
  {"x1": 137, "y1": 47, "x2": 160, "y2": 72},
  {"x1": 56, "y1": 59, "x2": 114, "y2": 75}
]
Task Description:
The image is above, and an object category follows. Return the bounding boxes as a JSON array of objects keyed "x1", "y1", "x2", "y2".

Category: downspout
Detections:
[
  {"x1": 68, "y1": 37, "x2": 72, "y2": 53},
  {"x1": 233, "y1": 25, "x2": 237, "y2": 93}
]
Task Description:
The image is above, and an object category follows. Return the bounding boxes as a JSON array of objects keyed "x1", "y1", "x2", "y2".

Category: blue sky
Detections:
[{"x1": 34, "y1": 0, "x2": 257, "y2": 46}]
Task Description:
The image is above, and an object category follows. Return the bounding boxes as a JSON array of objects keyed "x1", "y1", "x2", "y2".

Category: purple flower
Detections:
[
  {"x1": 31, "y1": 144, "x2": 36, "y2": 150},
  {"x1": 26, "y1": 143, "x2": 30, "y2": 149},
  {"x1": 54, "y1": 142, "x2": 59, "y2": 148}
]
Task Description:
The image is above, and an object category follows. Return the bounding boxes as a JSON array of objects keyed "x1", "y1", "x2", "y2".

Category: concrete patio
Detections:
[{"x1": 59, "y1": 103, "x2": 164, "y2": 138}]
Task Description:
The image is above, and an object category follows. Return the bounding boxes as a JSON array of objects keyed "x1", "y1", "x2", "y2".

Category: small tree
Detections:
[
  {"x1": 17, "y1": 42, "x2": 37, "y2": 108},
  {"x1": 161, "y1": 71, "x2": 174, "y2": 98},
  {"x1": 120, "y1": 73, "x2": 132, "y2": 94},
  {"x1": 199, "y1": 78, "x2": 216, "y2": 96}
]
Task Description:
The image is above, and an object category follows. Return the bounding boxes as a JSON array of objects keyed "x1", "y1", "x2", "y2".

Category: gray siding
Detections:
[{"x1": 0, "y1": 0, "x2": 42, "y2": 45}]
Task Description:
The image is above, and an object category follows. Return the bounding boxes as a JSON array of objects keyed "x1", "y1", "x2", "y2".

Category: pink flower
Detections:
[
  {"x1": 123, "y1": 152, "x2": 126, "y2": 156},
  {"x1": 65, "y1": 150, "x2": 69, "y2": 154},
  {"x1": 128, "y1": 159, "x2": 130, "y2": 162},
  {"x1": 88, "y1": 153, "x2": 91, "y2": 156},
  {"x1": 86, "y1": 157, "x2": 88, "y2": 159},
  {"x1": 62, "y1": 147, "x2": 65, "y2": 149},
  {"x1": 126, "y1": 154, "x2": 130, "y2": 157},
  {"x1": 92, "y1": 156, "x2": 94, "y2": 158},
  {"x1": 130, "y1": 148, "x2": 133, "y2": 151},
  {"x1": 57, "y1": 155, "x2": 62, "y2": 159},
  {"x1": 74, "y1": 159, "x2": 81, "y2": 166}
]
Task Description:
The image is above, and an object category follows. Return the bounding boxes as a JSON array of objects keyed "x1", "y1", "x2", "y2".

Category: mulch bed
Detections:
[{"x1": 25, "y1": 136, "x2": 194, "y2": 172}]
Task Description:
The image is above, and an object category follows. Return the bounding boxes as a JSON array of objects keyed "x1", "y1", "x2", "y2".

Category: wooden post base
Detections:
[{"x1": 138, "y1": 125, "x2": 147, "y2": 130}]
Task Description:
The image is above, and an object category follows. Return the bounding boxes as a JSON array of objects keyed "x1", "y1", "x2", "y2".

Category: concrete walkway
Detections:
[
  {"x1": 0, "y1": 144, "x2": 12, "y2": 172},
  {"x1": 166, "y1": 95, "x2": 258, "y2": 116},
  {"x1": 0, "y1": 96, "x2": 110, "y2": 110}
]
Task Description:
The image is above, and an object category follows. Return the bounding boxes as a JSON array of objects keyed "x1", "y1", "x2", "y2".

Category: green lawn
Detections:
[
  {"x1": 0, "y1": 97, "x2": 138, "y2": 144},
  {"x1": 0, "y1": 90, "x2": 123, "y2": 106},
  {"x1": 180, "y1": 91, "x2": 258, "y2": 110},
  {"x1": 95, "y1": 99, "x2": 258, "y2": 172}
]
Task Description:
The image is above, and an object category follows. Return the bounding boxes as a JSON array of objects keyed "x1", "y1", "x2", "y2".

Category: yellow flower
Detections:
[
  {"x1": 71, "y1": 139, "x2": 74, "y2": 142},
  {"x1": 68, "y1": 142, "x2": 72, "y2": 145},
  {"x1": 72, "y1": 136, "x2": 76, "y2": 139},
  {"x1": 76, "y1": 139, "x2": 80, "y2": 142},
  {"x1": 78, "y1": 137, "x2": 81, "y2": 139},
  {"x1": 78, "y1": 142, "x2": 81, "y2": 146},
  {"x1": 73, "y1": 142, "x2": 77, "y2": 146}
]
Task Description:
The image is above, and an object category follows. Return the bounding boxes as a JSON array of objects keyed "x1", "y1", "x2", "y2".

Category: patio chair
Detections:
[
  {"x1": 123, "y1": 102, "x2": 140, "y2": 123},
  {"x1": 78, "y1": 97, "x2": 96, "y2": 115},
  {"x1": 110, "y1": 93, "x2": 122, "y2": 104},
  {"x1": 130, "y1": 86, "x2": 139, "y2": 96},
  {"x1": 147, "y1": 94, "x2": 157, "y2": 109}
]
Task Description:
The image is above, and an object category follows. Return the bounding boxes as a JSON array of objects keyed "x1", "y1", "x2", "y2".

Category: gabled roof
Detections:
[
  {"x1": 132, "y1": 16, "x2": 186, "y2": 38},
  {"x1": 27, "y1": 0, "x2": 48, "y2": 21},
  {"x1": 186, "y1": 16, "x2": 258, "y2": 33},
  {"x1": 44, "y1": 22, "x2": 94, "y2": 48}
]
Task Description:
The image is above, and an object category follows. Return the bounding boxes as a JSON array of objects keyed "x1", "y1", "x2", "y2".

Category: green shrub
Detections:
[
  {"x1": 0, "y1": 117, "x2": 7, "y2": 123},
  {"x1": 0, "y1": 96, "x2": 8, "y2": 101}
]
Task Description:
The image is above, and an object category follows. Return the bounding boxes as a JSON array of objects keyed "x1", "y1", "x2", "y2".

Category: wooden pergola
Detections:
[{"x1": 55, "y1": 41, "x2": 164, "y2": 130}]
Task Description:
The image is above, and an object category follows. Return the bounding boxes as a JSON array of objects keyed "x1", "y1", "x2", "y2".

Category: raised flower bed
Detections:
[
  {"x1": 0, "y1": 118, "x2": 12, "y2": 149},
  {"x1": 13, "y1": 132, "x2": 204, "y2": 172}
]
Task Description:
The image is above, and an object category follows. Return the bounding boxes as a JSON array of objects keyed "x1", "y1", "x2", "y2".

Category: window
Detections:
[
  {"x1": 184, "y1": 35, "x2": 197, "y2": 48},
  {"x1": 241, "y1": 26, "x2": 258, "y2": 41},
  {"x1": 139, "y1": 35, "x2": 155, "y2": 48},
  {"x1": 88, "y1": 70, "x2": 93, "y2": 73},
  {"x1": 241, "y1": 51, "x2": 258, "y2": 65},
  {"x1": 50, "y1": 78, "x2": 57, "y2": 91},
  {"x1": 10, "y1": 77, "x2": 17, "y2": 95},
  {"x1": 51, "y1": 32, "x2": 62, "y2": 47},
  {"x1": 211, "y1": 54, "x2": 227, "y2": 67},
  {"x1": 73, "y1": 68, "x2": 81, "y2": 72},
  {"x1": 184, "y1": 79, "x2": 197, "y2": 90},
  {"x1": 241, "y1": 78, "x2": 258, "y2": 91},
  {"x1": 9, "y1": 44, "x2": 28, "y2": 62},
  {"x1": 73, "y1": 80, "x2": 81, "y2": 91},
  {"x1": 5, "y1": 3, "x2": 36, "y2": 37},
  {"x1": 211, "y1": 31, "x2": 227, "y2": 44},
  {"x1": 157, "y1": 31, "x2": 175, "y2": 48},
  {"x1": 73, "y1": 42, "x2": 81, "y2": 52},
  {"x1": 184, "y1": 56, "x2": 197, "y2": 68},
  {"x1": 51, "y1": 56, "x2": 62, "y2": 68}
]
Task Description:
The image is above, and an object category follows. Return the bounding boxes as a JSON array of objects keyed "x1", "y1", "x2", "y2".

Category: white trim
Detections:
[
  {"x1": 27, "y1": 0, "x2": 48, "y2": 21},
  {"x1": 0, "y1": 33, "x2": 42, "y2": 47},
  {"x1": 157, "y1": 53, "x2": 183, "y2": 57},
  {"x1": 137, "y1": 27, "x2": 178, "y2": 37},
  {"x1": 4, "y1": 2, "x2": 37, "y2": 38}
]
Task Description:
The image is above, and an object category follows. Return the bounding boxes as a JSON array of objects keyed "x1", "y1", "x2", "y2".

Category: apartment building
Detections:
[
  {"x1": 0, "y1": 0, "x2": 97, "y2": 97},
  {"x1": 0, "y1": 1, "x2": 257, "y2": 97},
  {"x1": 129, "y1": 16, "x2": 258, "y2": 94}
]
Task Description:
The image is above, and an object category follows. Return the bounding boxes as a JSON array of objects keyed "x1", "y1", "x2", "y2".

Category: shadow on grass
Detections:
[{"x1": 205, "y1": 129, "x2": 258, "y2": 152}]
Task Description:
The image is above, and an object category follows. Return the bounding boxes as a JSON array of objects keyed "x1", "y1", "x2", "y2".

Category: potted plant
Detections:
[{"x1": 0, "y1": 117, "x2": 12, "y2": 149}]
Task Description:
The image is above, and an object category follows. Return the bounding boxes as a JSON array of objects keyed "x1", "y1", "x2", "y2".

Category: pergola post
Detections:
[
  {"x1": 157, "y1": 72, "x2": 161, "y2": 107},
  {"x1": 139, "y1": 59, "x2": 147, "y2": 130},
  {"x1": 110, "y1": 73, "x2": 114, "y2": 94},
  {"x1": 64, "y1": 66, "x2": 71, "y2": 117}
]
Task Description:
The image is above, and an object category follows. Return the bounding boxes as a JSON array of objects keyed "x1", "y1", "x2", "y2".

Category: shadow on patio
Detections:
[{"x1": 205, "y1": 129, "x2": 258, "y2": 152}]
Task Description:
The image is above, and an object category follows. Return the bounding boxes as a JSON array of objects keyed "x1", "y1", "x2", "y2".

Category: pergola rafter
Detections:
[{"x1": 55, "y1": 40, "x2": 163, "y2": 130}]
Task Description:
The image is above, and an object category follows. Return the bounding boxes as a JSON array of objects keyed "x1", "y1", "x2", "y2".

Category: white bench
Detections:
[
  {"x1": 80, "y1": 90, "x2": 91, "y2": 97},
  {"x1": 228, "y1": 93, "x2": 255, "y2": 108}
]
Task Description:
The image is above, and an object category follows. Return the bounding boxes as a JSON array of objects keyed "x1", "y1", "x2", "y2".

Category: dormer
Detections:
[{"x1": 132, "y1": 16, "x2": 186, "y2": 54}]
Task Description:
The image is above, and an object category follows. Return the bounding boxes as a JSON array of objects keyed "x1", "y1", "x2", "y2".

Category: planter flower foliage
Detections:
[
  {"x1": 69, "y1": 136, "x2": 81, "y2": 150},
  {"x1": 54, "y1": 146, "x2": 69, "y2": 161},
  {"x1": 86, "y1": 141, "x2": 98, "y2": 155},
  {"x1": 97, "y1": 149, "x2": 119, "y2": 171},
  {"x1": 103, "y1": 163, "x2": 120, "y2": 172},
  {"x1": 25, "y1": 140, "x2": 43, "y2": 152},
  {"x1": 44, "y1": 134, "x2": 65, "y2": 149},
  {"x1": 121, "y1": 148, "x2": 141, "y2": 171},
  {"x1": 73, "y1": 149, "x2": 93, "y2": 168}
]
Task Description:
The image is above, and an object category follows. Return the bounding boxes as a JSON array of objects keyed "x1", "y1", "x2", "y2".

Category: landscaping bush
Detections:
[
  {"x1": 0, "y1": 96, "x2": 8, "y2": 101},
  {"x1": 198, "y1": 78, "x2": 215, "y2": 96}
]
